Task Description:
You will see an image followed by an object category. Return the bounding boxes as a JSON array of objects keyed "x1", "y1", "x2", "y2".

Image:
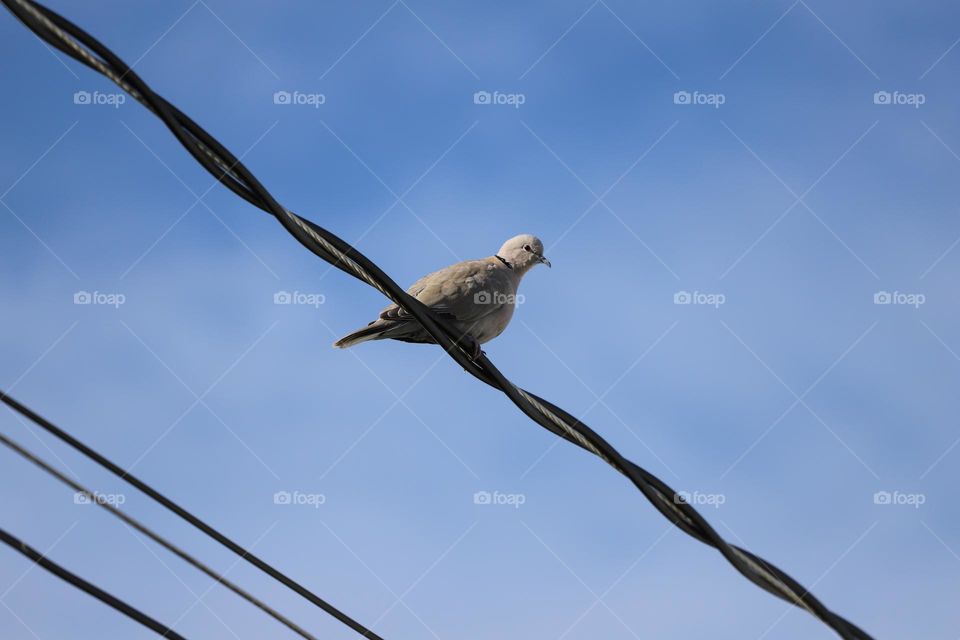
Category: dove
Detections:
[{"x1": 333, "y1": 234, "x2": 550, "y2": 357}]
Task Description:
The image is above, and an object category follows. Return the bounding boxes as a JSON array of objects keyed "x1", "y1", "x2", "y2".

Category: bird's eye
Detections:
[{"x1": 523, "y1": 244, "x2": 531, "y2": 252}]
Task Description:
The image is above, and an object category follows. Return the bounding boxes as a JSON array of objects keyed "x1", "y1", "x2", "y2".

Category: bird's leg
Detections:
[
  {"x1": 456, "y1": 333, "x2": 483, "y2": 361},
  {"x1": 470, "y1": 340, "x2": 484, "y2": 361}
]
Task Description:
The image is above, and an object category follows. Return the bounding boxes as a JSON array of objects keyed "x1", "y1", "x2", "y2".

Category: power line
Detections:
[
  {"x1": 0, "y1": 392, "x2": 384, "y2": 640},
  {"x1": 0, "y1": 1, "x2": 874, "y2": 638},
  {"x1": 0, "y1": 428, "x2": 320, "y2": 640},
  {"x1": 0, "y1": 527, "x2": 190, "y2": 640}
]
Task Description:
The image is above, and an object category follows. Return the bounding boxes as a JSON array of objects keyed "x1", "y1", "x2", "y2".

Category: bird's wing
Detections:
[{"x1": 378, "y1": 258, "x2": 510, "y2": 324}]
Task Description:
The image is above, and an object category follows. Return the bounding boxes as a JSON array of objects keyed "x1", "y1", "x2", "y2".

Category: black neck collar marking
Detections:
[{"x1": 495, "y1": 254, "x2": 513, "y2": 270}]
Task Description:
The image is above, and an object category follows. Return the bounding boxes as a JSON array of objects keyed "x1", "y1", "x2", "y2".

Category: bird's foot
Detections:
[{"x1": 457, "y1": 334, "x2": 483, "y2": 361}]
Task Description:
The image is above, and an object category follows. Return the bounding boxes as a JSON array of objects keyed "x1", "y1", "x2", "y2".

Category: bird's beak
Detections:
[{"x1": 538, "y1": 254, "x2": 551, "y2": 268}]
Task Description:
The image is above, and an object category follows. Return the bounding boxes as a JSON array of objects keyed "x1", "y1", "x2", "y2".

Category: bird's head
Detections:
[{"x1": 497, "y1": 234, "x2": 550, "y2": 273}]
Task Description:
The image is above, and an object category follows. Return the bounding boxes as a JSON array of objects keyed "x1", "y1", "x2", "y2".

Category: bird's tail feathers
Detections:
[{"x1": 333, "y1": 323, "x2": 386, "y2": 349}]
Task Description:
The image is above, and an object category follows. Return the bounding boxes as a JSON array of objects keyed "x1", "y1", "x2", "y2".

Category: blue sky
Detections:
[{"x1": 1, "y1": 1, "x2": 959, "y2": 638}]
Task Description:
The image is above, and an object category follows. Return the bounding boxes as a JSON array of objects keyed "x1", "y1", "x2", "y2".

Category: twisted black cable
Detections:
[
  {"x1": 0, "y1": 392, "x2": 384, "y2": 640},
  {"x1": 0, "y1": 527, "x2": 190, "y2": 640},
  {"x1": 0, "y1": 428, "x2": 320, "y2": 640},
  {"x1": 1, "y1": 1, "x2": 874, "y2": 638}
]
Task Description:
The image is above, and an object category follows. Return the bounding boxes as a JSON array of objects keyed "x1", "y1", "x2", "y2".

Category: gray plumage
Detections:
[{"x1": 334, "y1": 234, "x2": 550, "y2": 354}]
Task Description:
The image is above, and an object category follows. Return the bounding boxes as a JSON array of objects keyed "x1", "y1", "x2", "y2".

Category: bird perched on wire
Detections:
[{"x1": 334, "y1": 234, "x2": 550, "y2": 357}]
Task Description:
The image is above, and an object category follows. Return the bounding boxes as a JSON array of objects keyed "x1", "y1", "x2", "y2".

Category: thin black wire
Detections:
[
  {"x1": 0, "y1": 429, "x2": 320, "y2": 640},
  {"x1": 0, "y1": 1, "x2": 874, "y2": 638},
  {"x1": 0, "y1": 527, "x2": 190, "y2": 640},
  {"x1": 0, "y1": 392, "x2": 384, "y2": 640}
]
